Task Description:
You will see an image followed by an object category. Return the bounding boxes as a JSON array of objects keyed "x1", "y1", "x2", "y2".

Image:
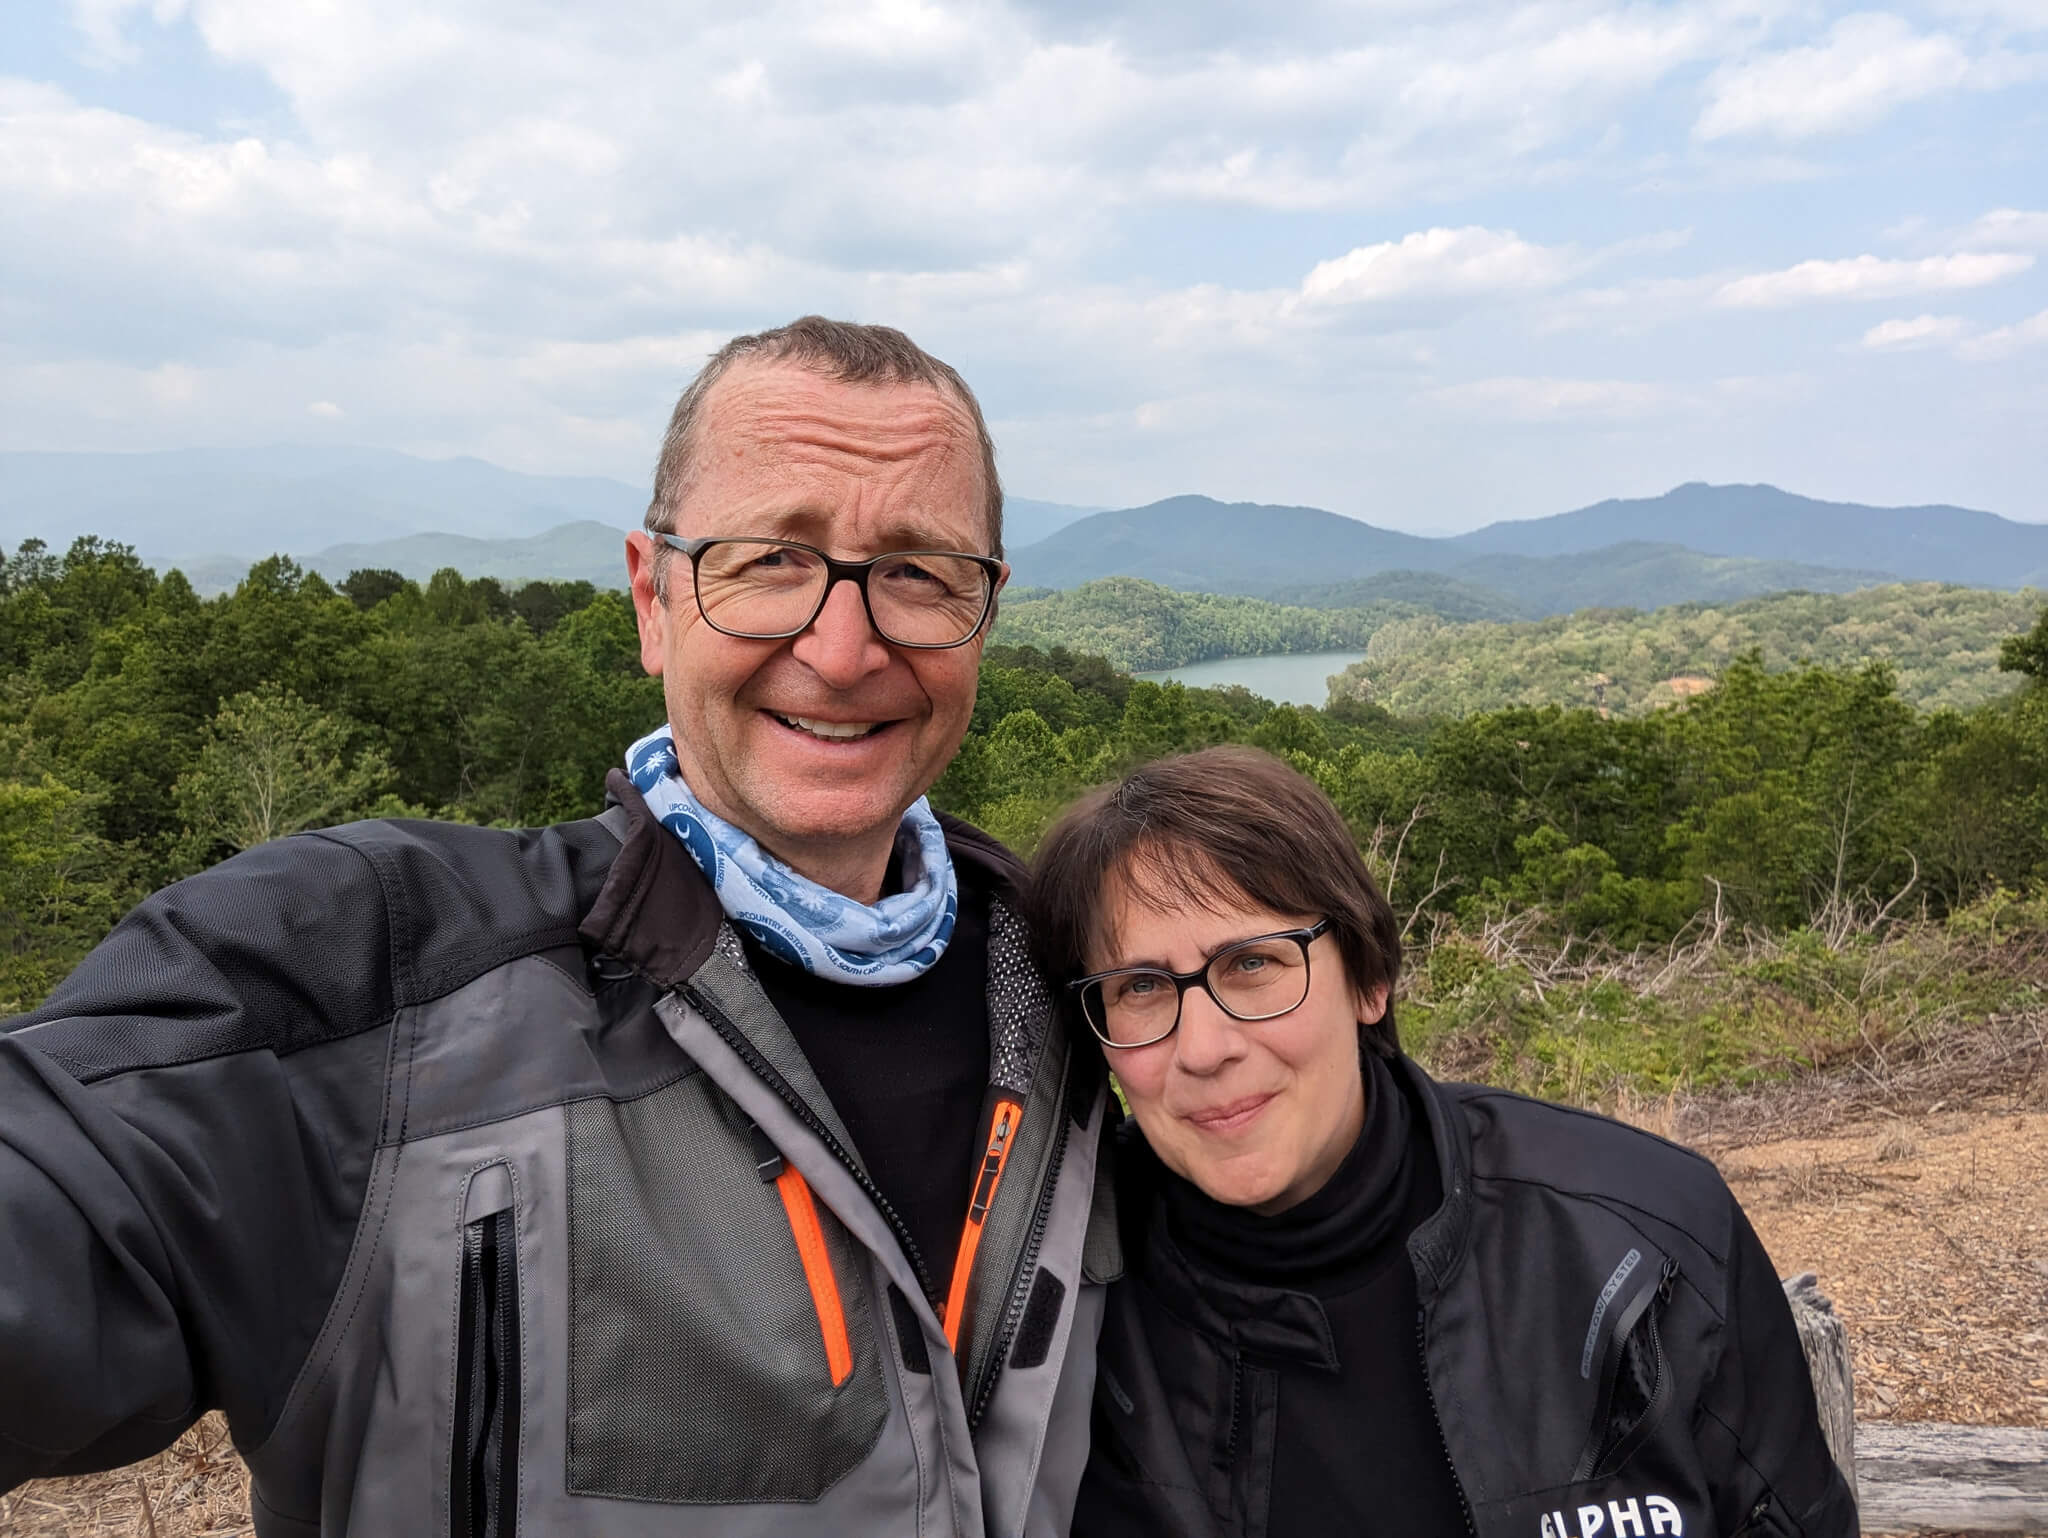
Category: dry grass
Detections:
[
  {"x1": 1405, "y1": 889, "x2": 2048, "y2": 1132},
  {"x1": 0, "y1": 1417, "x2": 250, "y2": 1537}
]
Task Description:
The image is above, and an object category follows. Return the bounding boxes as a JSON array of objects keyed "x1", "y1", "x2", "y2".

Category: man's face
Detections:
[{"x1": 627, "y1": 361, "x2": 1001, "y2": 886}]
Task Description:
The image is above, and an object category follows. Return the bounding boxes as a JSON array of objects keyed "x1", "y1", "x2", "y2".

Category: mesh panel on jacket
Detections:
[{"x1": 565, "y1": 1074, "x2": 888, "y2": 1503}]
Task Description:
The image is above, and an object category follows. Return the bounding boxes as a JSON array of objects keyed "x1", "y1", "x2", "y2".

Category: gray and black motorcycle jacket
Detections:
[
  {"x1": 1080, "y1": 1057, "x2": 1858, "y2": 1538},
  {"x1": 0, "y1": 773, "x2": 1119, "y2": 1537}
]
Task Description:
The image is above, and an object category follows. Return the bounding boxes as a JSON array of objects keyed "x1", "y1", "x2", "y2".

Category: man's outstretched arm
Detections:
[{"x1": 0, "y1": 834, "x2": 392, "y2": 1488}]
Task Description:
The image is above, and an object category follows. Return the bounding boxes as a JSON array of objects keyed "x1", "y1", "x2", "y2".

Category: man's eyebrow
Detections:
[{"x1": 751, "y1": 506, "x2": 980, "y2": 552}]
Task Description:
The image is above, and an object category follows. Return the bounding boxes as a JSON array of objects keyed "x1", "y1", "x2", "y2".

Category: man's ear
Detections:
[{"x1": 625, "y1": 532, "x2": 669, "y2": 678}]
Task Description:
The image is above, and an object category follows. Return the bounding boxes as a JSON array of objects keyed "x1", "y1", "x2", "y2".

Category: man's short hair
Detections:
[
  {"x1": 645, "y1": 316, "x2": 1004, "y2": 596},
  {"x1": 1027, "y1": 745, "x2": 1404, "y2": 1057}
]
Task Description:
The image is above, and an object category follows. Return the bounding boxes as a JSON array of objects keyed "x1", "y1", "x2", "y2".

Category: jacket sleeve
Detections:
[
  {"x1": 1694, "y1": 1201, "x2": 1859, "y2": 1538},
  {"x1": 0, "y1": 834, "x2": 391, "y2": 1490}
]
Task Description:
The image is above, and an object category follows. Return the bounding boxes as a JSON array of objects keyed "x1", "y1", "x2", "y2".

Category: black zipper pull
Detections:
[{"x1": 1657, "y1": 1256, "x2": 1678, "y2": 1303}]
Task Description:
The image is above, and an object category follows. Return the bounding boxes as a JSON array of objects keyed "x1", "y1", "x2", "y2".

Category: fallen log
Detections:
[{"x1": 1854, "y1": 1422, "x2": 2048, "y2": 1534}]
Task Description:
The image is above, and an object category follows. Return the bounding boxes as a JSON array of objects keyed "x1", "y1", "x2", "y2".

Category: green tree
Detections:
[
  {"x1": 0, "y1": 773, "x2": 131, "y2": 1011},
  {"x1": 173, "y1": 686, "x2": 394, "y2": 864},
  {"x1": 1999, "y1": 602, "x2": 2048, "y2": 681},
  {"x1": 341, "y1": 568, "x2": 412, "y2": 610}
]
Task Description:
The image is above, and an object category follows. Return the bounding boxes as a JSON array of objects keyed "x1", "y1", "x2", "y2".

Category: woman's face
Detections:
[{"x1": 1093, "y1": 869, "x2": 1387, "y2": 1215}]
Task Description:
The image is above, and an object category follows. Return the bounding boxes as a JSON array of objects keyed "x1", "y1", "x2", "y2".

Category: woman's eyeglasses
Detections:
[{"x1": 1068, "y1": 918, "x2": 1333, "y2": 1050}]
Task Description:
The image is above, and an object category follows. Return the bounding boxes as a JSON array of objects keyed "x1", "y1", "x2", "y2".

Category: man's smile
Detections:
[{"x1": 764, "y1": 709, "x2": 900, "y2": 743}]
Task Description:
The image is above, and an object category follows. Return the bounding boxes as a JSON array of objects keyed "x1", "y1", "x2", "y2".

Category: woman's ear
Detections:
[{"x1": 1351, "y1": 981, "x2": 1391, "y2": 1025}]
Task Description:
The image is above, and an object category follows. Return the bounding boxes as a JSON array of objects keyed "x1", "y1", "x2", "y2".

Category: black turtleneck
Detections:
[{"x1": 1149, "y1": 1051, "x2": 1468, "y2": 1538}]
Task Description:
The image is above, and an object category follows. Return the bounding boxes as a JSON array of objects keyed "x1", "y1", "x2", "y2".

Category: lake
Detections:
[{"x1": 1134, "y1": 650, "x2": 1368, "y2": 706}]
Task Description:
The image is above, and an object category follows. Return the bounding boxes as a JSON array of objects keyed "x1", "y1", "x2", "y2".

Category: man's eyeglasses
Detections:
[
  {"x1": 1068, "y1": 918, "x2": 1334, "y2": 1050},
  {"x1": 652, "y1": 534, "x2": 1002, "y2": 650}
]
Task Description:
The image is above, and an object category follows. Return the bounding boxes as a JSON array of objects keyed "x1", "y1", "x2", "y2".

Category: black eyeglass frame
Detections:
[
  {"x1": 1067, "y1": 917, "x2": 1335, "y2": 1050},
  {"x1": 651, "y1": 532, "x2": 1005, "y2": 650}
]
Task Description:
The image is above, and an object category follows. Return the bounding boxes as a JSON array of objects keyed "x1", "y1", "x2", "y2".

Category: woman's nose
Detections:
[{"x1": 1172, "y1": 986, "x2": 1247, "y2": 1074}]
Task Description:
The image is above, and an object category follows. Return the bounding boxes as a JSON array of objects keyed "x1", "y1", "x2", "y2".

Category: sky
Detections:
[{"x1": 3, "y1": 0, "x2": 2045, "y2": 534}]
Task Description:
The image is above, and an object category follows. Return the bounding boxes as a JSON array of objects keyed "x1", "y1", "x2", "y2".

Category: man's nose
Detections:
[
  {"x1": 1173, "y1": 986, "x2": 1247, "y2": 1076},
  {"x1": 790, "y1": 574, "x2": 893, "y2": 687}
]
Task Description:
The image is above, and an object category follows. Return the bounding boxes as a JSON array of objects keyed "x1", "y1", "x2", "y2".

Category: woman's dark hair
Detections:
[{"x1": 1026, "y1": 745, "x2": 1403, "y2": 1056}]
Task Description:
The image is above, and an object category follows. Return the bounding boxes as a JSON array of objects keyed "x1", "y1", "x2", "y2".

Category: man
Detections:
[{"x1": 0, "y1": 317, "x2": 1114, "y2": 1537}]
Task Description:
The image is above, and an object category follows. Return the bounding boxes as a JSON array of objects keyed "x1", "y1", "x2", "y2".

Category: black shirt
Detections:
[
  {"x1": 1151, "y1": 1050, "x2": 1468, "y2": 1538},
  {"x1": 746, "y1": 871, "x2": 992, "y2": 1303}
]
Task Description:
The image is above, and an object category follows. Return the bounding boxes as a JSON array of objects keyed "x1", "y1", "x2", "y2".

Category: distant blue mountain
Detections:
[
  {"x1": 1003, "y1": 497, "x2": 1101, "y2": 550},
  {"x1": 1008, "y1": 486, "x2": 2048, "y2": 601},
  {"x1": 13, "y1": 450, "x2": 2041, "y2": 614},
  {"x1": 1453, "y1": 482, "x2": 2048, "y2": 589},
  {"x1": 1009, "y1": 494, "x2": 1445, "y2": 591},
  {"x1": 0, "y1": 446, "x2": 645, "y2": 564}
]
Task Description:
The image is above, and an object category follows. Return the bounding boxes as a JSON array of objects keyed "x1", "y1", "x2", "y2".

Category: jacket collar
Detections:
[
  {"x1": 579, "y1": 769, "x2": 1027, "y2": 989},
  {"x1": 1398, "y1": 1054, "x2": 1475, "y2": 1298}
]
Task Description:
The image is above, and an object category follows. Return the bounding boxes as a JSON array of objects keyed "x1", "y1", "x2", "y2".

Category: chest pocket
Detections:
[
  {"x1": 562, "y1": 1076, "x2": 889, "y2": 1504},
  {"x1": 1574, "y1": 1255, "x2": 1679, "y2": 1483}
]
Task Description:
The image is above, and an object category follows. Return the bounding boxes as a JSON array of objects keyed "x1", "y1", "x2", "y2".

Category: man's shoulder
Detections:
[
  {"x1": 12, "y1": 811, "x2": 627, "y2": 1082},
  {"x1": 313, "y1": 811, "x2": 624, "y2": 947}
]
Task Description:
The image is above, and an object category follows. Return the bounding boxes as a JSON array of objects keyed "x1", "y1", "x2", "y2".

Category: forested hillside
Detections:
[
  {"x1": 1337, "y1": 584, "x2": 2040, "y2": 716},
  {"x1": 993, "y1": 577, "x2": 1396, "y2": 669},
  {"x1": 996, "y1": 576, "x2": 2036, "y2": 706},
  {"x1": 8, "y1": 536, "x2": 2047, "y2": 1107}
]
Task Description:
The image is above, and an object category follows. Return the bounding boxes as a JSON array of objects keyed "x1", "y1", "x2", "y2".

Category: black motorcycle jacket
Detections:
[{"x1": 1077, "y1": 1056, "x2": 1858, "y2": 1538}]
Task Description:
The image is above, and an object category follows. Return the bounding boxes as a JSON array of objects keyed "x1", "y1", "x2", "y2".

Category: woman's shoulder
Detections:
[{"x1": 1433, "y1": 1073, "x2": 1737, "y2": 1236}]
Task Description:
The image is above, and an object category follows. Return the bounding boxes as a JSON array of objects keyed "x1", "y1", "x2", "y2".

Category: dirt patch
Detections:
[{"x1": 1716, "y1": 1108, "x2": 2048, "y2": 1427}]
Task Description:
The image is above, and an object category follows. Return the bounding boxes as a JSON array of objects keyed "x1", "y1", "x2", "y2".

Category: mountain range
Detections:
[
  {"x1": 4, "y1": 448, "x2": 2043, "y2": 617},
  {"x1": 1007, "y1": 487, "x2": 2048, "y2": 600}
]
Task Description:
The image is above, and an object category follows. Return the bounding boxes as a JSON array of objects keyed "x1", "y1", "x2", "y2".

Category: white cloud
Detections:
[
  {"x1": 307, "y1": 399, "x2": 343, "y2": 417},
  {"x1": 1298, "y1": 226, "x2": 1578, "y2": 304},
  {"x1": 5, "y1": 0, "x2": 2044, "y2": 531},
  {"x1": 1861, "y1": 313, "x2": 1968, "y2": 349},
  {"x1": 1930, "y1": 0, "x2": 2048, "y2": 26},
  {"x1": 1716, "y1": 251, "x2": 2034, "y2": 306},
  {"x1": 1424, "y1": 375, "x2": 1681, "y2": 422},
  {"x1": 1697, "y1": 13, "x2": 1975, "y2": 141},
  {"x1": 1956, "y1": 306, "x2": 2048, "y2": 359},
  {"x1": 1955, "y1": 207, "x2": 2048, "y2": 249}
]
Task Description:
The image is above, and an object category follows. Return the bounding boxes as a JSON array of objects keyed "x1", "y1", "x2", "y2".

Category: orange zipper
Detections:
[
  {"x1": 773, "y1": 1165, "x2": 854, "y2": 1387},
  {"x1": 941, "y1": 1097, "x2": 1022, "y2": 1353}
]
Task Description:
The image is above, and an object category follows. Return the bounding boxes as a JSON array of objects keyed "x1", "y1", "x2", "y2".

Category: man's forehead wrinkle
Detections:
[
  {"x1": 677, "y1": 365, "x2": 987, "y2": 551},
  {"x1": 738, "y1": 395, "x2": 977, "y2": 464}
]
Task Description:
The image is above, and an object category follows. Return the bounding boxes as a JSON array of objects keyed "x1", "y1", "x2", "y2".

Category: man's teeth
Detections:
[{"x1": 776, "y1": 714, "x2": 881, "y2": 740}]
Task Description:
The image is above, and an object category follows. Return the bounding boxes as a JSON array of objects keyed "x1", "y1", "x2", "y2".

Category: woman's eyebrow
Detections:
[{"x1": 1100, "y1": 929, "x2": 1283, "y2": 972}]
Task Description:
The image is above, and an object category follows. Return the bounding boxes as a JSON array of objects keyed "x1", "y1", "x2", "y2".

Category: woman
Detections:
[{"x1": 1027, "y1": 746, "x2": 1855, "y2": 1538}]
